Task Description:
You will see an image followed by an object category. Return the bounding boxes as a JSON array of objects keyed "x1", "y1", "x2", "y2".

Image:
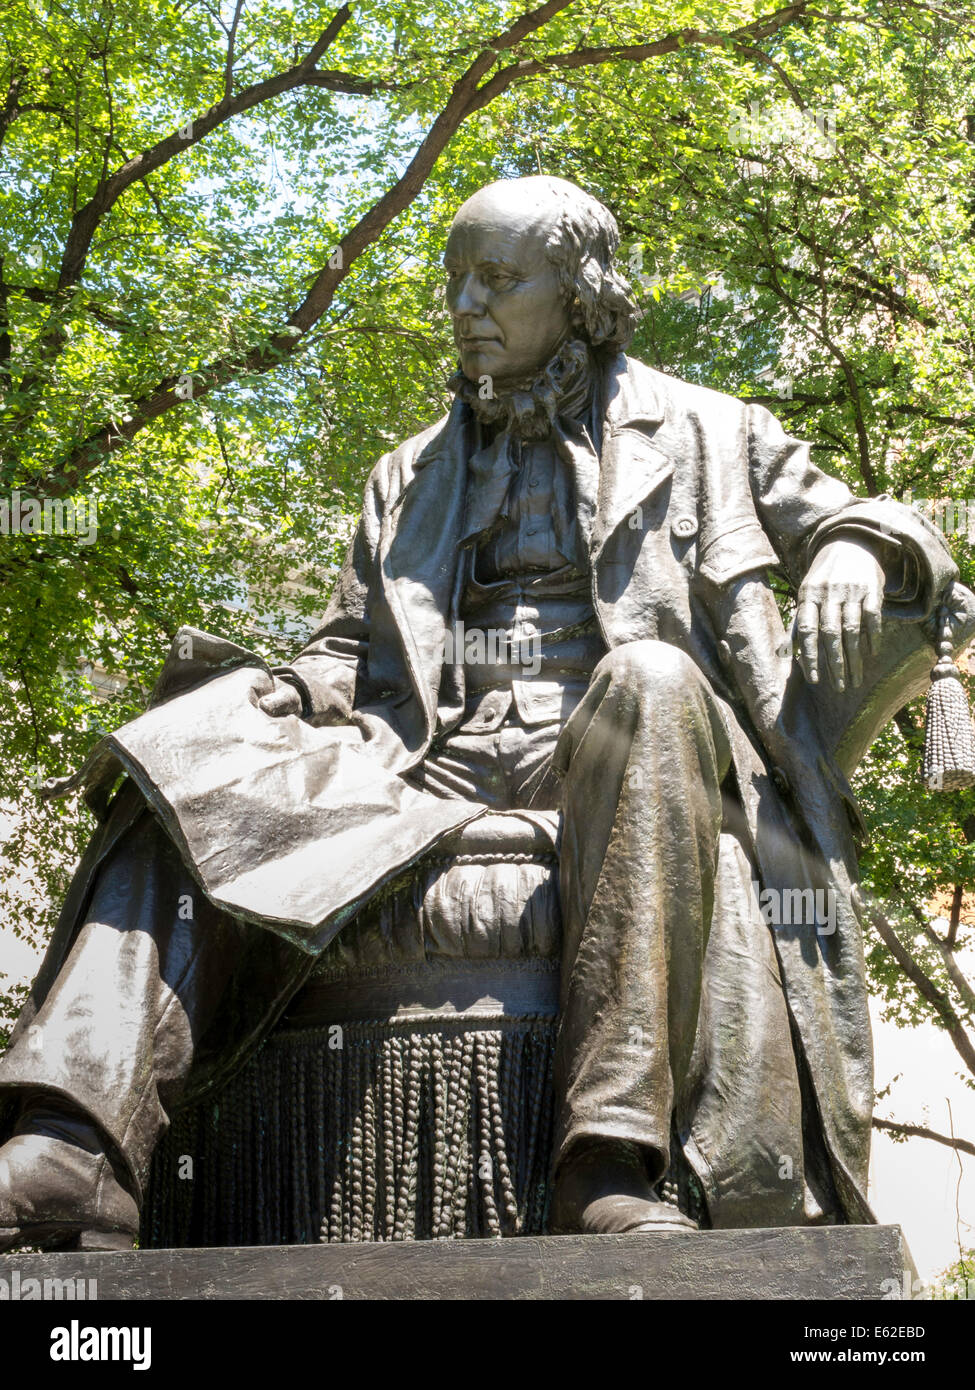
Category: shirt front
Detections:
[{"x1": 447, "y1": 423, "x2": 607, "y2": 734}]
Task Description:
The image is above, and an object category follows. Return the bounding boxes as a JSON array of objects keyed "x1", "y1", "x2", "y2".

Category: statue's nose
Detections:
[{"x1": 449, "y1": 273, "x2": 488, "y2": 317}]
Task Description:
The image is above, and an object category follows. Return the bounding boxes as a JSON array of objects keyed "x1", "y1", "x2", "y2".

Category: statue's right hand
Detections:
[{"x1": 258, "y1": 681, "x2": 303, "y2": 718}]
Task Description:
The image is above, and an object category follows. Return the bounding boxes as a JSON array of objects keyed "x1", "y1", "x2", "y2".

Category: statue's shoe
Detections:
[
  {"x1": 549, "y1": 1139, "x2": 699, "y2": 1235},
  {"x1": 557, "y1": 1190, "x2": 699, "y2": 1234},
  {"x1": 0, "y1": 1130, "x2": 139, "y2": 1253}
]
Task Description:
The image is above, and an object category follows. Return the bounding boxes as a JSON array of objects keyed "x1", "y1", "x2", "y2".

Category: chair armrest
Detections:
[{"x1": 813, "y1": 580, "x2": 975, "y2": 777}]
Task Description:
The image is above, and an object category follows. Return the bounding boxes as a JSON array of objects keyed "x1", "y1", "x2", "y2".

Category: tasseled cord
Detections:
[{"x1": 922, "y1": 606, "x2": 975, "y2": 791}]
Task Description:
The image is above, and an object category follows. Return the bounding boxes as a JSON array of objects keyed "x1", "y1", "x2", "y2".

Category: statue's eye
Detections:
[{"x1": 485, "y1": 269, "x2": 515, "y2": 289}]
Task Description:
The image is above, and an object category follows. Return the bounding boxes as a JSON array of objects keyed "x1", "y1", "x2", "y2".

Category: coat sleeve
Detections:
[
  {"x1": 746, "y1": 401, "x2": 957, "y2": 619},
  {"x1": 274, "y1": 456, "x2": 388, "y2": 724}
]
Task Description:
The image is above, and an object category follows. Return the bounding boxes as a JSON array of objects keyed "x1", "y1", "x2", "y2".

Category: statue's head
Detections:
[{"x1": 444, "y1": 176, "x2": 636, "y2": 388}]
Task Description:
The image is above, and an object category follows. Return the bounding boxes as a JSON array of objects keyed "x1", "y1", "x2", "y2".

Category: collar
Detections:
[{"x1": 448, "y1": 339, "x2": 597, "y2": 442}]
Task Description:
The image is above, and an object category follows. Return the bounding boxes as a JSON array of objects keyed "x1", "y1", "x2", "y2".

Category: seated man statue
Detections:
[{"x1": 0, "y1": 175, "x2": 963, "y2": 1251}]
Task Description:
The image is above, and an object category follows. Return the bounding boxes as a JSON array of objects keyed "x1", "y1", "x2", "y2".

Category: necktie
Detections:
[{"x1": 459, "y1": 351, "x2": 601, "y2": 568}]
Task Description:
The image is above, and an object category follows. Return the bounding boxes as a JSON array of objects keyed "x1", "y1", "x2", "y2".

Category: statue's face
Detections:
[{"x1": 444, "y1": 189, "x2": 573, "y2": 387}]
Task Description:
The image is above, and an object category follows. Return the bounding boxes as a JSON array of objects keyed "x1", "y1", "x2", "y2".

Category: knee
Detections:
[{"x1": 594, "y1": 640, "x2": 701, "y2": 698}]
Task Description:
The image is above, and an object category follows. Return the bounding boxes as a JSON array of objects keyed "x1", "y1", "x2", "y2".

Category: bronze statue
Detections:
[{"x1": 0, "y1": 175, "x2": 967, "y2": 1251}]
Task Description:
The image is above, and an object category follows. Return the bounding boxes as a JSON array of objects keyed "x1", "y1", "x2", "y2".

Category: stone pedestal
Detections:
[{"x1": 2, "y1": 1225, "x2": 915, "y2": 1300}]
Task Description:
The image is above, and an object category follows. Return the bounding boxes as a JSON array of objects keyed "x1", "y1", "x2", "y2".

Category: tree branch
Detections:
[
  {"x1": 872, "y1": 1116, "x2": 975, "y2": 1159},
  {"x1": 55, "y1": 1, "x2": 350, "y2": 292},
  {"x1": 462, "y1": 4, "x2": 814, "y2": 115},
  {"x1": 0, "y1": 250, "x2": 12, "y2": 369},
  {"x1": 865, "y1": 895, "x2": 975, "y2": 1077},
  {"x1": 223, "y1": 0, "x2": 247, "y2": 102},
  {"x1": 920, "y1": 920, "x2": 975, "y2": 1015},
  {"x1": 0, "y1": 66, "x2": 22, "y2": 145},
  {"x1": 948, "y1": 883, "x2": 963, "y2": 947},
  {"x1": 25, "y1": 0, "x2": 816, "y2": 496},
  {"x1": 6, "y1": 282, "x2": 134, "y2": 332},
  {"x1": 23, "y1": 0, "x2": 583, "y2": 493}
]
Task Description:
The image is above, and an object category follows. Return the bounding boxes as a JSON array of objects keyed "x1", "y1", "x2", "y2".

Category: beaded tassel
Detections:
[
  {"x1": 922, "y1": 608, "x2": 975, "y2": 791},
  {"x1": 143, "y1": 1019, "x2": 562, "y2": 1247}
]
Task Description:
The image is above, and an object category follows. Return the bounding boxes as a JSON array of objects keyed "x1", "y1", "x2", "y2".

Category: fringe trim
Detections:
[{"x1": 142, "y1": 1016, "x2": 556, "y2": 1248}]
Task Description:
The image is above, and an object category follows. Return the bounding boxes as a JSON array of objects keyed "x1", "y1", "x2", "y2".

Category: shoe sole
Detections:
[
  {"x1": 620, "y1": 1214, "x2": 699, "y2": 1233},
  {"x1": 0, "y1": 1224, "x2": 136, "y2": 1254}
]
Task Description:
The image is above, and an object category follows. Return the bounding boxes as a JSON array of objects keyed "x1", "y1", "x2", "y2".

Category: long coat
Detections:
[{"x1": 4, "y1": 351, "x2": 964, "y2": 1226}]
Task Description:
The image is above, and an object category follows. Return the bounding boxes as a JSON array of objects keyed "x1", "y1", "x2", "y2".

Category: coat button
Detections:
[
  {"x1": 672, "y1": 514, "x2": 698, "y2": 539},
  {"x1": 772, "y1": 767, "x2": 791, "y2": 795}
]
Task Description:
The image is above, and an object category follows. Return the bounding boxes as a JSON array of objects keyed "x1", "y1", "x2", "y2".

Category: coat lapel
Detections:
[
  {"x1": 592, "y1": 353, "x2": 672, "y2": 559},
  {"x1": 380, "y1": 398, "x2": 472, "y2": 739}
]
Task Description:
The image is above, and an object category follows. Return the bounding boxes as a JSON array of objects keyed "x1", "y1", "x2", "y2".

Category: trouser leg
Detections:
[
  {"x1": 552, "y1": 639, "x2": 732, "y2": 1183},
  {"x1": 408, "y1": 716, "x2": 561, "y2": 808},
  {"x1": 0, "y1": 809, "x2": 283, "y2": 1200}
]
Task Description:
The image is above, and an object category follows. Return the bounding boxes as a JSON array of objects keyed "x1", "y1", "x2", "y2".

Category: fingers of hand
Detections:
[
  {"x1": 842, "y1": 596, "x2": 864, "y2": 689},
  {"x1": 861, "y1": 595, "x2": 883, "y2": 657},
  {"x1": 818, "y1": 597, "x2": 846, "y2": 691},
  {"x1": 795, "y1": 598, "x2": 821, "y2": 684},
  {"x1": 795, "y1": 581, "x2": 883, "y2": 692}
]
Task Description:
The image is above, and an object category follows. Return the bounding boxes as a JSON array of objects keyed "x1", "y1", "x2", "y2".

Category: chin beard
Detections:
[{"x1": 448, "y1": 338, "x2": 595, "y2": 441}]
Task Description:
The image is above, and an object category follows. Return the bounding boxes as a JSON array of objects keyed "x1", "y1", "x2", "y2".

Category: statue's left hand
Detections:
[{"x1": 794, "y1": 537, "x2": 885, "y2": 691}]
